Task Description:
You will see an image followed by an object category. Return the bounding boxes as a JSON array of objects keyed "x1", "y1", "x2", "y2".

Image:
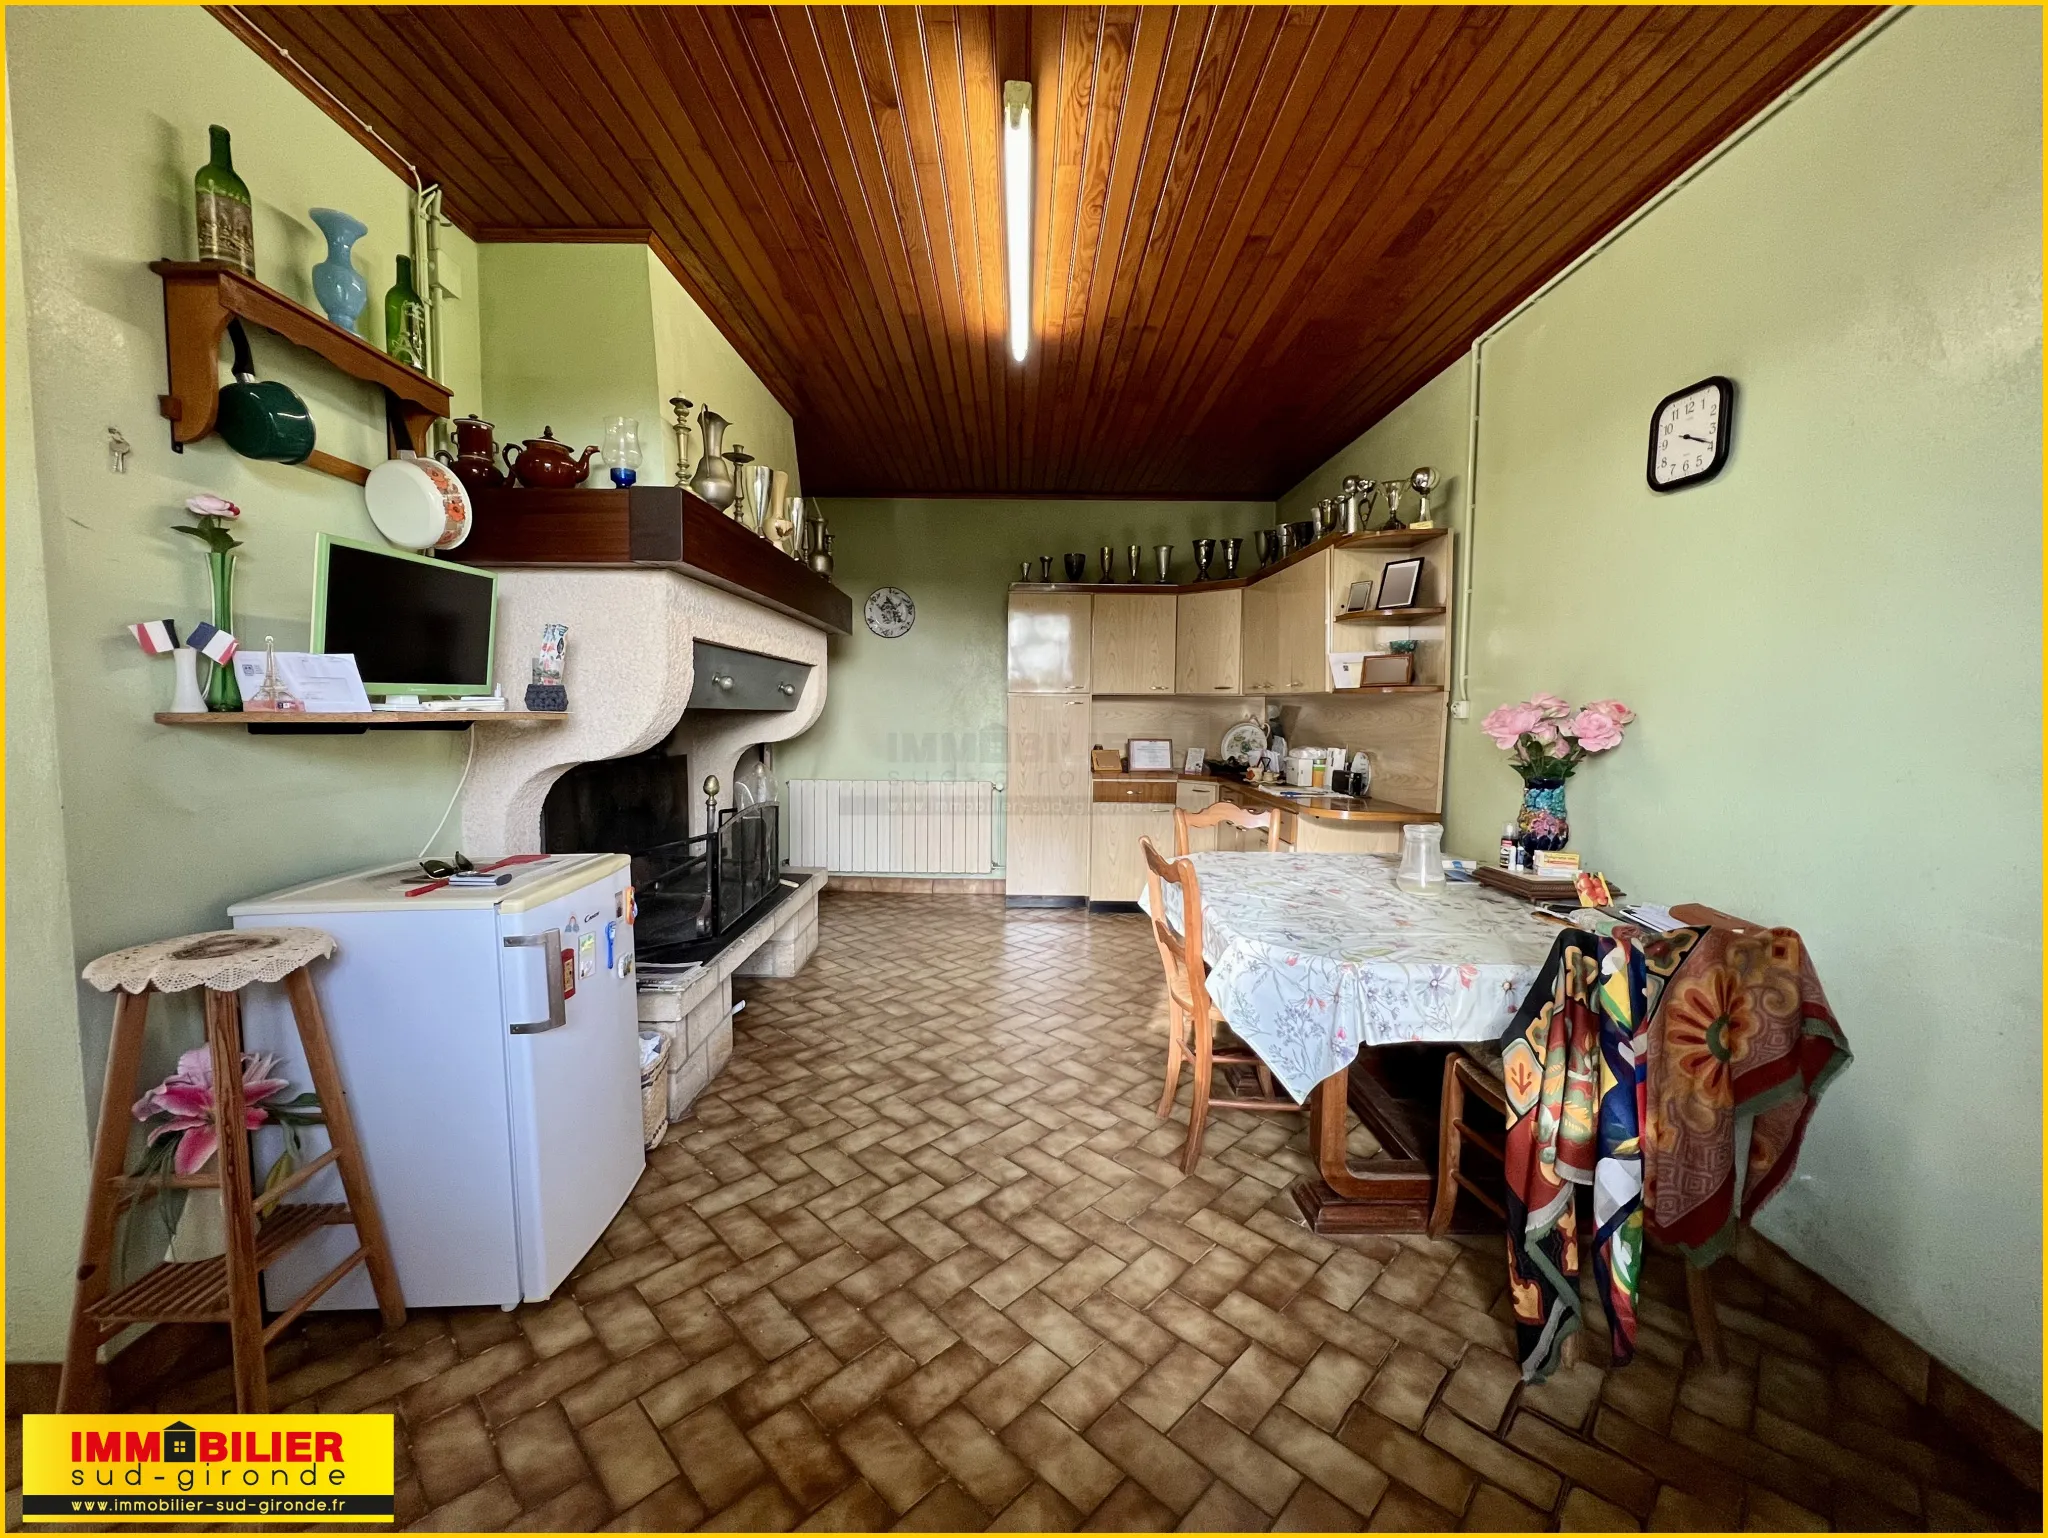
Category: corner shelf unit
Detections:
[{"x1": 150, "y1": 260, "x2": 451, "y2": 486}]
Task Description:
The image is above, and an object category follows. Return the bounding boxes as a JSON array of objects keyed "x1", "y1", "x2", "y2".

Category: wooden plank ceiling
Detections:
[{"x1": 218, "y1": 5, "x2": 1878, "y2": 497}]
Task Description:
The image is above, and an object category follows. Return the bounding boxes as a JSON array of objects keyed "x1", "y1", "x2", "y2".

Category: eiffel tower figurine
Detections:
[{"x1": 247, "y1": 636, "x2": 305, "y2": 713}]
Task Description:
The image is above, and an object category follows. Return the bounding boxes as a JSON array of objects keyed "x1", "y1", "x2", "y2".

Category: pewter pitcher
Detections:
[{"x1": 689, "y1": 407, "x2": 735, "y2": 510}]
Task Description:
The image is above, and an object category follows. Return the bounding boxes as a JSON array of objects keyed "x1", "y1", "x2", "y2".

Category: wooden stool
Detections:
[
  {"x1": 1426, "y1": 1045, "x2": 1510, "y2": 1238},
  {"x1": 61, "y1": 928, "x2": 403, "y2": 1413}
]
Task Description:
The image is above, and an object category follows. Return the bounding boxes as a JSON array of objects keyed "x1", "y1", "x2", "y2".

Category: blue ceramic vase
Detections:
[
  {"x1": 308, "y1": 208, "x2": 369, "y2": 332},
  {"x1": 1516, "y1": 778, "x2": 1569, "y2": 852}
]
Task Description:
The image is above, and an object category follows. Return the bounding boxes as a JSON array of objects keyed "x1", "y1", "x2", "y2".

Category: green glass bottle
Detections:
[
  {"x1": 193, "y1": 124, "x2": 254, "y2": 276},
  {"x1": 385, "y1": 254, "x2": 427, "y2": 368}
]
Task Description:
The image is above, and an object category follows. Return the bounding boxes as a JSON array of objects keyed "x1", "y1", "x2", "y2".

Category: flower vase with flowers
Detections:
[
  {"x1": 1478, "y1": 695, "x2": 1636, "y2": 852},
  {"x1": 173, "y1": 494, "x2": 246, "y2": 711},
  {"x1": 130, "y1": 1045, "x2": 322, "y2": 1259}
]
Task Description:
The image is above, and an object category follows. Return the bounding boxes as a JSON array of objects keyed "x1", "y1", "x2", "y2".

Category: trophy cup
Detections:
[
  {"x1": 1408, "y1": 466, "x2": 1439, "y2": 529},
  {"x1": 1379, "y1": 479, "x2": 1405, "y2": 531}
]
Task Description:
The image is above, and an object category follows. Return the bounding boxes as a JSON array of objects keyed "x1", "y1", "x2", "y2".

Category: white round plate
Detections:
[
  {"x1": 864, "y1": 587, "x2": 915, "y2": 638},
  {"x1": 365, "y1": 453, "x2": 472, "y2": 551},
  {"x1": 1220, "y1": 718, "x2": 1267, "y2": 762}
]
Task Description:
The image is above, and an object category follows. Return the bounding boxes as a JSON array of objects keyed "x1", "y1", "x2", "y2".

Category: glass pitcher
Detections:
[{"x1": 1395, "y1": 822, "x2": 1446, "y2": 896}]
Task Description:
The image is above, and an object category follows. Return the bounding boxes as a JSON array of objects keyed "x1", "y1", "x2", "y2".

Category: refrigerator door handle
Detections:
[{"x1": 503, "y1": 929, "x2": 567, "y2": 1034}]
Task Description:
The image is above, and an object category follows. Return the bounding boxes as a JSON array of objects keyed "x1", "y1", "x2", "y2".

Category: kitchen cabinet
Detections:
[
  {"x1": 1276, "y1": 552, "x2": 1332, "y2": 694},
  {"x1": 1089, "y1": 797, "x2": 1175, "y2": 904},
  {"x1": 1176, "y1": 590, "x2": 1242, "y2": 694},
  {"x1": 1008, "y1": 592, "x2": 1092, "y2": 693},
  {"x1": 1091, "y1": 593, "x2": 1176, "y2": 694},
  {"x1": 1240, "y1": 580, "x2": 1280, "y2": 693},
  {"x1": 1175, "y1": 780, "x2": 1220, "y2": 852},
  {"x1": 1006, "y1": 693, "x2": 1091, "y2": 896}
]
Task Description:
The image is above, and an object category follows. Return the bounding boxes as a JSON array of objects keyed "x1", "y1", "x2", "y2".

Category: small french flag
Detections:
[
  {"x1": 128, "y1": 619, "x2": 179, "y2": 656},
  {"x1": 186, "y1": 621, "x2": 238, "y2": 664}
]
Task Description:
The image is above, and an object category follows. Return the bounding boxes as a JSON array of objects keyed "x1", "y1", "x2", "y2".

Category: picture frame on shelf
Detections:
[
  {"x1": 1344, "y1": 579, "x2": 1374, "y2": 613},
  {"x1": 1378, "y1": 557, "x2": 1423, "y2": 608},
  {"x1": 1127, "y1": 737, "x2": 1174, "y2": 772}
]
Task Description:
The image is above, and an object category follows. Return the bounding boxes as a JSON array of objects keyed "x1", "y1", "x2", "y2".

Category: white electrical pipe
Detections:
[
  {"x1": 1003, "y1": 81, "x2": 1034, "y2": 364},
  {"x1": 1450, "y1": 6, "x2": 1904, "y2": 708}
]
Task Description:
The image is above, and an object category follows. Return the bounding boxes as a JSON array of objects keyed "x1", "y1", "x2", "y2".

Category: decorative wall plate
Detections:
[{"x1": 864, "y1": 587, "x2": 915, "y2": 638}]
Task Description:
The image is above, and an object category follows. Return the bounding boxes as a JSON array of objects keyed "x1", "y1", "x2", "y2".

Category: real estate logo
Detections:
[{"x1": 20, "y1": 1414, "x2": 394, "y2": 1523}]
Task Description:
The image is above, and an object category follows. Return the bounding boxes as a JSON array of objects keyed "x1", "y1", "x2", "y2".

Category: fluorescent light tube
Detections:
[{"x1": 1003, "y1": 81, "x2": 1032, "y2": 364}]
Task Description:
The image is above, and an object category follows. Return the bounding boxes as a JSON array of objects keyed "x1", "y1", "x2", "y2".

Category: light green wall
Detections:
[
  {"x1": 648, "y1": 249, "x2": 799, "y2": 495},
  {"x1": 478, "y1": 244, "x2": 799, "y2": 492},
  {"x1": 1286, "y1": 8, "x2": 2041, "y2": 1420},
  {"x1": 1279, "y1": 354, "x2": 1472, "y2": 533},
  {"x1": 4, "y1": 5, "x2": 486, "y2": 1358},
  {"x1": 777, "y1": 501, "x2": 1273, "y2": 803},
  {"x1": 5, "y1": 98, "x2": 90, "y2": 1359}
]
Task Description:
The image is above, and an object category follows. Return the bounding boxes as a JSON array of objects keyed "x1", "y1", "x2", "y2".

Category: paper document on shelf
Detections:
[{"x1": 229, "y1": 651, "x2": 372, "y2": 713}]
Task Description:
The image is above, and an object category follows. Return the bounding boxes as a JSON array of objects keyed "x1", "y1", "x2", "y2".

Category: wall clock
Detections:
[
  {"x1": 1647, "y1": 375, "x2": 1734, "y2": 492},
  {"x1": 864, "y1": 587, "x2": 915, "y2": 638}
]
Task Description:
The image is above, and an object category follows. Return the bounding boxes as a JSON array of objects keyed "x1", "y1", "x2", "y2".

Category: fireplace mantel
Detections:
[
  {"x1": 462, "y1": 486, "x2": 852, "y2": 635},
  {"x1": 461, "y1": 566, "x2": 827, "y2": 857}
]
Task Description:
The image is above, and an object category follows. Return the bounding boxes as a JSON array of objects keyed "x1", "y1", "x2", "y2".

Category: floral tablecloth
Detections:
[{"x1": 1137, "y1": 853, "x2": 1563, "y2": 1101}]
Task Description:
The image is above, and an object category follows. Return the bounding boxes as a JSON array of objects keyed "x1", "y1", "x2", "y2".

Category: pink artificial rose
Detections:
[
  {"x1": 1569, "y1": 709, "x2": 1624, "y2": 752},
  {"x1": 1526, "y1": 721, "x2": 1563, "y2": 748},
  {"x1": 185, "y1": 493, "x2": 242, "y2": 520},
  {"x1": 1579, "y1": 698, "x2": 1635, "y2": 726},
  {"x1": 1481, "y1": 702, "x2": 1544, "y2": 750},
  {"x1": 1529, "y1": 693, "x2": 1571, "y2": 719}
]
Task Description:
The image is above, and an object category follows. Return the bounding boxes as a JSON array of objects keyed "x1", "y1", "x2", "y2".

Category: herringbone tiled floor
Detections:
[{"x1": 80, "y1": 895, "x2": 2038, "y2": 1530}]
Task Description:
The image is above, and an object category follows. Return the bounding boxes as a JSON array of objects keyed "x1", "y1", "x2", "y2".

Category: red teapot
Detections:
[{"x1": 502, "y1": 426, "x2": 599, "y2": 489}]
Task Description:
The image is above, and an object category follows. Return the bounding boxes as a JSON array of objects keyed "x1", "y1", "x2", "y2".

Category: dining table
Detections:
[{"x1": 1138, "y1": 850, "x2": 1566, "y2": 1233}]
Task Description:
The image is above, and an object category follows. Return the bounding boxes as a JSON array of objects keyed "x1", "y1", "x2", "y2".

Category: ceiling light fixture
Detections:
[{"x1": 1003, "y1": 80, "x2": 1033, "y2": 364}]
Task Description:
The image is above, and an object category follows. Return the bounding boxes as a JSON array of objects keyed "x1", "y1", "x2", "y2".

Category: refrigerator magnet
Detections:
[
  {"x1": 605, "y1": 921, "x2": 617, "y2": 971},
  {"x1": 579, "y1": 932, "x2": 597, "y2": 978},
  {"x1": 561, "y1": 949, "x2": 578, "y2": 999}
]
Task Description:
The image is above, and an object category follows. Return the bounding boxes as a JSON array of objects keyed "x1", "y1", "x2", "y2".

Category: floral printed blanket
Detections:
[{"x1": 1500, "y1": 922, "x2": 1850, "y2": 1380}]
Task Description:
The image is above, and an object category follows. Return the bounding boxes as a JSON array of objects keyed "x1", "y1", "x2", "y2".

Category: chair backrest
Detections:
[
  {"x1": 1174, "y1": 800, "x2": 1280, "y2": 855},
  {"x1": 1141, "y1": 835, "x2": 1215, "y2": 1023}
]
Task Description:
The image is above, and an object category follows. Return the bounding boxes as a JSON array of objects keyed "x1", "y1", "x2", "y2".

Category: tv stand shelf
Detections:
[{"x1": 155, "y1": 710, "x2": 567, "y2": 735}]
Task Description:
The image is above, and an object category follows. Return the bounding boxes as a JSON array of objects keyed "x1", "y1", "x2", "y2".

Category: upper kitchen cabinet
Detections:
[
  {"x1": 1240, "y1": 581, "x2": 1280, "y2": 694},
  {"x1": 1091, "y1": 593, "x2": 1175, "y2": 695},
  {"x1": 1276, "y1": 552, "x2": 1334, "y2": 694},
  {"x1": 1176, "y1": 590, "x2": 1242, "y2": 695},
  {"x1": 1007, "y1": 592, "x2": 1092, "y2": 693}
]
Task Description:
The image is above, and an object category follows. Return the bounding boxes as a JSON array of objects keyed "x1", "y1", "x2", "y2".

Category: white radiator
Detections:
[{"x1": 787, "y1": 779, "x2": 997, "y2": 875}]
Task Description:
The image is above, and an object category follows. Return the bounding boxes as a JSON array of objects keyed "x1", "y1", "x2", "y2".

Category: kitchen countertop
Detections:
[{"x1": 1093, "y1": 770, "x2": 1435, "y2": 824}]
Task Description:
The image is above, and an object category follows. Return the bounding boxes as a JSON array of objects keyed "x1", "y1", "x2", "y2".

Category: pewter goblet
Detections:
[
  {"x1": 1153, "y1": 545, "x2": 1174, "y2": 584},
  {"x1": 1063, "y1": 552, "x2": 1086, "y2": 582},
  {"x1": 1126, "y1": 544, "x2": 1142, "y2": 583},
  {"x1": 1039, "y1": 555, "x2": 1053, "y2": 582},
  {"x1": 1222, "y1": 537, "x2": 1243, "y2": 577},
  {"x1": 1100, "y1": 546, "x2": 1115, "y2": 582},
  {"x1": 1194, "y1": 539, "x2": 1217, "y2": 580}
]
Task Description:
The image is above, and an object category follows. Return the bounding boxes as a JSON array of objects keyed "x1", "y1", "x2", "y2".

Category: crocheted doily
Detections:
[{"x1": 82, "y1": 927, "x2": 336, "y2": 995}]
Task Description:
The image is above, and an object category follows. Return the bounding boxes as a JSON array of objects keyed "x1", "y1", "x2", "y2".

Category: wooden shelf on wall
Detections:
[
  {"x1": 1334, "y1": 606, "x2": 1446, "y2": 623},
  {"x1": 1335, "y1": 526, "x2": 1450, "y2": 549},
  {"x1": 150, "y1": 261, "x2": 451, "y2": 484},
  {"x1": 155, "y1": 710, "x2": 566, "y2": 735},
  {"x1": 460, "y1": 485, "x2": 854, "y2": 635}
]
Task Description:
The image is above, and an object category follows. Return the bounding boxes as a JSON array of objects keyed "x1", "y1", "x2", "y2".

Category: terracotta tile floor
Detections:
[{"x1": 32, "y1": 895, "x2": 2039, "y2": 1531}]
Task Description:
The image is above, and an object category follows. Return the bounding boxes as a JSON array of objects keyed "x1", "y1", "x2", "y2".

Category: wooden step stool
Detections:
[{"x1": 61, "y1": 927, "x2": 404, "y2": 1412}]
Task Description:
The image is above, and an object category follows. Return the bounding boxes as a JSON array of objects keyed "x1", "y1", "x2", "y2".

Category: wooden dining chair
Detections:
[
  {"x1": 1174, "y1": 801, "x2": 1280, "y2": 854},
  {"x1": 1140, "y1": 836, "x2": 1298, "y2": 1174},
  {"x1": 1427, "y1": 1044, "x2": 1509, "y2": 1237},
  {"x1": 1430, "y1": 903, "x2": 1770, "y2": 1368}
]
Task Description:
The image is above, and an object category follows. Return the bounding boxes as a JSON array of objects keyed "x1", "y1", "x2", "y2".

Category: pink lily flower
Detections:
[{"x1": 132, "y1": 1046, "x2": 293, "y2": 1177}]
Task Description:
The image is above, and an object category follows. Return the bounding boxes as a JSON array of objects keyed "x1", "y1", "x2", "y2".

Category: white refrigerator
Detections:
[{"x1": 229, "y1": 853, "x2": 643, "y2": 1312}]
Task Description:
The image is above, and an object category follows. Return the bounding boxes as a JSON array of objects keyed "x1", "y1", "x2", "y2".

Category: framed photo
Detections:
[
  {"x1": 1344, "y1": 579, "x2": 1374, "y2": 614},
  {"x1": 1183, "y1": 746, "x2": 1206, "y2": 774},
  {"x1": 1378, "y1": 557, "x2": 1423, "y2": 608},
  {"x1": 1127, "y1": 737, "x2": 1174, "y2": 772}
]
